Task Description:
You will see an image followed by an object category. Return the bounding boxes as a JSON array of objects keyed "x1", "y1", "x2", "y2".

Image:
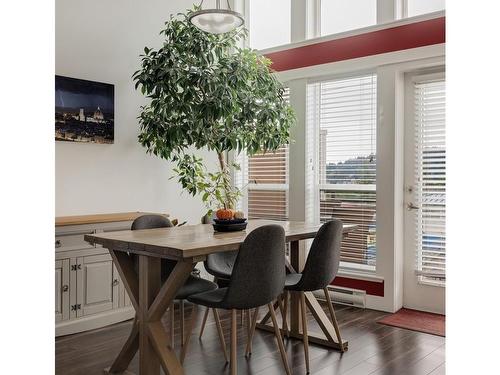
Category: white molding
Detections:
[
  {"x1": 378, "y1": 0, "x2": 403, "y2": 24},
  {"x1": 337, "y1": 270, "x2": 384, "y2": 283},
  {"x1": 287, "y1": 79, "x2": 308, "y2": 222},
  {"x1": 56, "y1": 307, "x2": 135, "y2": 337},
  {"x1": 259, "y1": 10, "x2": 445, "y2": 54}
]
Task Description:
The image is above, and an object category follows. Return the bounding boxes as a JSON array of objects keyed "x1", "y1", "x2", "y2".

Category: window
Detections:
[
  {"x1": 406, "y1": 0, "x2": 445, "y2": 17},
  {"x1": 413, "y1": 77, "x2": 446, "y2": 282},
  {"x1": 248, "y1": 0, "x2": 291, "y2": 50},
  {"x1": 235, "y1": 88, "x2": 290, "y2": 220},
  {"x1": 246, "y1": 145, "x2": 289, "y2": 220},
  {"x1": 320, "y1": 0, "x2": 377, "y2": 36},
  {"x1": 308, "y1": 74, "x2": 377, "y2": 270}
]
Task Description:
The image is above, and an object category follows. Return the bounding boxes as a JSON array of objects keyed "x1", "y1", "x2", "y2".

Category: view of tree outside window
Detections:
[{"x1": 309, "y1": 74, "x2": 377, "y2": 269}]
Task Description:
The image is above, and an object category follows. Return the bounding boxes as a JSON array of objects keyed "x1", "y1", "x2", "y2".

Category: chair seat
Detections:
[
  {"x1": 187, "y1": 288, "x2": 228, "y2": 309},
  {"x1": 284, "y1": 273, "x2": 303, "y2": 291},
  {"x1": 173, "y1": 275, "x2": 218, "y2": 300}
]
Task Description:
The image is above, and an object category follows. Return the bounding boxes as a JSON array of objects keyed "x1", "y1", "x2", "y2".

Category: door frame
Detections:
[{"x1": 403, "y1": 69, "x2": 446, "y2": 314}]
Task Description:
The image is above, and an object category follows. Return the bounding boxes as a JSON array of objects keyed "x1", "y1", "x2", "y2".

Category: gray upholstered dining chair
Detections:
[
  {"x1": 130, "y1": 214, "x2": 226, "y2": 358},
  {"x1": 185, "y1": 225, "x2": 291, "y2": 375},
  {"x1": 198, "y1": 250, "x2": 238, "y2": 337},
  {"x1": 263, "y1": 219, "x2": 344, "y2": 374}
]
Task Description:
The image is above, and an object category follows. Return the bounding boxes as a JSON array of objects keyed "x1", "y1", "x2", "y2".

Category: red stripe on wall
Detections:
[
  {"x1": 265, "y1": 17, "x2": 445, "y2": 72},
  {"x1": 332, "y1": 276, "x2": 384, "y2": 297}
]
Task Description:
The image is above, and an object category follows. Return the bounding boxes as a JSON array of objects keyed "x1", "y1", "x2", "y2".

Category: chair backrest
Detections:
[
  {"x1": 222, "y1": 225, "x2": 286, "y2": 309},
  {"x1": 131, "y1": 214, "x2": 173, "y2": 230},
  {"x1": 203, "y1": 214, "x2": 238, "y2": 280},
  {"x1": 297, "y1": 219, "x2": 343, "y2": 291},
  {"x1": 131, "y1": 214, "x2": 175, "y2": 276},
  {"x1": 204, "y1": 251, "x2": 238, "y2": 278}
]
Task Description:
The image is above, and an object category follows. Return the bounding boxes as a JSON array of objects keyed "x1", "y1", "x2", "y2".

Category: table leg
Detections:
[
  {"x1": 289, "y1": 240, "x2": 304, "y2": 335},
  {"x1": 105, "y1": 249, "x2": 193, "y2": 375},
  {"x1": 138, "y1": 256, "x2": 161, "y2": 374},
  {"x1": 146, "y1": 260, "x2": 193, "y2": 375},
  {"x1": 105, "y1": 250, "x2": 140, "y2": 374},
  {"x1": 255, "y1": 240, "x2": 348, "y2": 352},
  {"x1": 106, "y1": 316, "x2": 139, "y2": 373}
]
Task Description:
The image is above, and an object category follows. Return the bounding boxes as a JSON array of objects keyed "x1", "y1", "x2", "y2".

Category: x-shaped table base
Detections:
[
  {"x1": 255, "y1": 240, "x2": 348, "y2": 352},
  {"x1": 104, "y1": 249, "x2": 194, "y2": 375}
]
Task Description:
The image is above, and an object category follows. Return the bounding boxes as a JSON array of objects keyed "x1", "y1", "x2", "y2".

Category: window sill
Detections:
[
  {"x1": 418, "y1": 278, "x2": 445, "y2": 288},
  {"x1": 337, "y1": 268, "x2": 384, "y2": 284}
]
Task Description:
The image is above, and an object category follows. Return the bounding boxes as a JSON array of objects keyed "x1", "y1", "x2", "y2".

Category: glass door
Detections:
[{"x1": 403, "y1": 71, "x2": 446, "y2": 314}]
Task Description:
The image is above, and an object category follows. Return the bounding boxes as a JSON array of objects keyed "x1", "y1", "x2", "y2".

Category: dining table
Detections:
[{"x1": 84, "y1": 219, "x2": 356, "y2": 375}]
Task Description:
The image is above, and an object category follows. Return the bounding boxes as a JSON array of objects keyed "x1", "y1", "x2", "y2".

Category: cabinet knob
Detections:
[
  {"x1": 55, "y1": 240, "x2": 62, "y2": 248},
  {"x1": 62, "y1": 285, "x2": 69, "y2": 292},
  {"x1": 112, "y1": 279, "x2": 119, "y2": 286}
]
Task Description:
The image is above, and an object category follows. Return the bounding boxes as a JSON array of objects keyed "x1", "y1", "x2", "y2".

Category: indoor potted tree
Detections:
[{"x1": 133, "y1": 9, "x2": 295, "y2": 226}]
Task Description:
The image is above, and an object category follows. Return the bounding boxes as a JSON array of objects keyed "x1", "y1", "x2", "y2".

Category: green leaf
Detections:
[{"x1": 133, "y1": 8, "x2": 296, "y2": 209}]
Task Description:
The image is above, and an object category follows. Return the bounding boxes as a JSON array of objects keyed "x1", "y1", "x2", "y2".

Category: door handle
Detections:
[{"x1": 407, "y1": 202, "x2": 419, "y2": 211}]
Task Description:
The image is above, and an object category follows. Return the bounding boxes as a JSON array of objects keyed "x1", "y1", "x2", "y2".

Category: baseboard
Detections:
[{"x1": 56, "y1": 307, "x2": 135, "y2": 337}]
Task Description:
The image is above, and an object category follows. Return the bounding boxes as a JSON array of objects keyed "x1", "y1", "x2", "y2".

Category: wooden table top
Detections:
[
  {"x1": 56, "y1": 211, "x2": 169, "y2": 227},
  {"x1": 84, "y1": 220, "x2": 357, "y2": 260}
]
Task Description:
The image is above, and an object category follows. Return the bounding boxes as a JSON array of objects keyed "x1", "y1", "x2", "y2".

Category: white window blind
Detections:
[
  {"x1": 235, "y1": 88, "x2": 289, "y2": 220},
  {"x1": 247, "y1": 145, "x2": 288, "y2": 220},
  {"x1": 308, "y1": 74, "x2": 377, "y2": 269},
  {"x1": 413, "y1": 78, "x2": 446, "y2": 281}
]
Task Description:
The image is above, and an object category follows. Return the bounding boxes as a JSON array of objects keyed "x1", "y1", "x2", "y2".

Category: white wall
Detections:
[{"x1": 55, "y1": 0, "x2": 215, "y2": 224}]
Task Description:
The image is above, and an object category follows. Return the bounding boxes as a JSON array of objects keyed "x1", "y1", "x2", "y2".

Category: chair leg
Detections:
[
  {"x1": 245, "y1": 306, "x2": 260, "y2": 356},
  {"x1": 277, "y1": 297, "x2": 285, "y2": 326},
  {"x1": 323, "y1": 287, "x2": 344, "y2": 351},
  {"x1": 267, "y1": 302, "x2": 291, "y2": 375},
  {"x1": 282, "y1": 291, "x2": 289, "y2": 338},
  {"x1": 246, "y1": 309, "x2": 251, "y2": 336},
  {"x1": 299, "y1": 292, "x2": 310, "y2": 374},
  {"x1": 180, "y1": 304, "x2": 198, "y2": 363},
  {"x1": 168, "y1": 301, "x2": 175, "y2": 348},
  {"x1": 200, "y1": 276, "x2": 219, "y2": 339},
  {"x1": 213, "y1": 308, "x2": 229, "y2": 363},
  {"x1": 199, "y1": 307, "x2": 210, "y2": 339},
  {"x1": 180, "y1": 300, "x2": 185, "y2": 346},
  {"x1": 231, "y1": 309, "x2": 238, "y2": 375}
]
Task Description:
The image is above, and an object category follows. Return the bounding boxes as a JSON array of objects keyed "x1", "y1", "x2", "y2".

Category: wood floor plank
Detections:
[{"x1": 55, "y1": 302, "x2": 445, "y2": 375}]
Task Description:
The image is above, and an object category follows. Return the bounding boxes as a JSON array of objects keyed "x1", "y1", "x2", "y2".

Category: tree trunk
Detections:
[
  {"x1": 217, "y1": 151, "x2": 226, "y2": 173},
  {"x1": 217, "y1": 151, "x2": 231, "y2": 209}
]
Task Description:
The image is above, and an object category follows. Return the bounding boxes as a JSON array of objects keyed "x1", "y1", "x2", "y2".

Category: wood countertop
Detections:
[{"x1": 55, "y1": 212, "x2": 169, "y2": 227}]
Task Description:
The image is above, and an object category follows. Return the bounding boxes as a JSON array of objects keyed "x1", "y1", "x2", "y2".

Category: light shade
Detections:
[{"x1": 189, "y1": 9, "x2": 244, "y2": 34}]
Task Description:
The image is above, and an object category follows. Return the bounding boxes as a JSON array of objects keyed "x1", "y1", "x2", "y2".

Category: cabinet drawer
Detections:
[{"x1": 55, "y1": 230, "x2": 95, "y2": 252}]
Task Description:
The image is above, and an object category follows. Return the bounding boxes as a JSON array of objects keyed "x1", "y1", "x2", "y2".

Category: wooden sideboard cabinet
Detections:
[{"x1": 55, "y1": 212, "x2": 167, "y2": 336}]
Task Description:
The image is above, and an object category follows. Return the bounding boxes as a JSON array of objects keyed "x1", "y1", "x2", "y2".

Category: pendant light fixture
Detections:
[{"x1": 189, "y1": 0, "x2": 244, "y2": 34}]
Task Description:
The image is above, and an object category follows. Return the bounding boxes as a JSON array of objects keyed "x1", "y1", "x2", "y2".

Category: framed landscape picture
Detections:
[{"x1": 55, "y1": 75, "x2": 114, "y2": 144}]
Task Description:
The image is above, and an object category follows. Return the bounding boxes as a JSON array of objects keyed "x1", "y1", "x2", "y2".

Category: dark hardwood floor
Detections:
[{"x1": 55, "y1": 302, "x2": 445, "y2": 375}]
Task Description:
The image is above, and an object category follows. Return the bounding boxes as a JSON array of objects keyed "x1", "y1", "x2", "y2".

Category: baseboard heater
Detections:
[{"x1": 313, "y1": 285, "x2": 366, "y2": 308}]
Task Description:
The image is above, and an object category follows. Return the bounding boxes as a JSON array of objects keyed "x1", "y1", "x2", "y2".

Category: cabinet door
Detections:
[
  {"x1": 55, "y1": 259, "x2": 70, "y2": 322},
  {"x1": 123, "y1": 283, "x2": 132, "y2": 307},
  {"x1": 76, "y1": 254, "x2": 119, "y2": 317}
]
